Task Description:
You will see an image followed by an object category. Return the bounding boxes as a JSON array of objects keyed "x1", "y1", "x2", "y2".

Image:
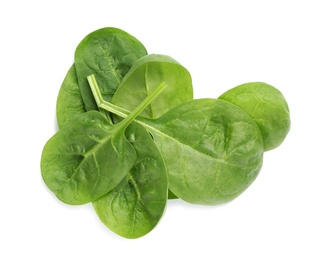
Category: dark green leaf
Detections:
[
  {"x1": 41, "y1": 111, "x2": 137, "y2": 205},
  {"x1": 75, "y1": 27, "x2": 147, "y2": 111},
  {"x1": 56, "y1": 64, "x2": 86, "y2": 128},
  {"x1": 93, "y1": 123, "x2": 168, "y2": 239},
  {"x1": 41, "y1": 75, "x2": 168, "y2": 205}
]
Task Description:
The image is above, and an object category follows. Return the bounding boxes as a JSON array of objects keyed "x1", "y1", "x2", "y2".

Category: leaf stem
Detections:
[
  {"x1": 99, "y1": 102, "x2": 130, "y2": 119},
  {"x1": 87, "y1": 74, "x2": 112, "y2": 121},
  {"x1": 87, "y1": 74, "x2": 167, "y2": 127}
]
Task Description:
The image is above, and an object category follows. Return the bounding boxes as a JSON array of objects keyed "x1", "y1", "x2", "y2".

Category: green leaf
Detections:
[
  {"x1": 112, "y1": 54, "x2": 193, "y2": 119},
  {"x1": 99, "y1": 98, "x2": 264, "y2": 205},
  {"x1": 140, "y1": 99, "x2": 264, "y2": 205},
  {"x1": 75, "y1": 27, "x2": 147, "y2": 111},
  {"x1": 41, "y1": 111, "x2": 136, "y2": 205},
  {"x1": 41, "y1": 76, "x2": 167, "y2": 205},
  {"x1": 93, "y1": 123, "x2": 168, "y2": 239},
  {"x1": 56, "y1": 64, "x2": 86, "y2": 128},
  {"x1": 219, "y1": 82, "x2": 291, "y2": 151}
]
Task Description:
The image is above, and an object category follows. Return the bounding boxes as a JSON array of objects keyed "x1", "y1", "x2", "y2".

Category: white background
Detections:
[{"x1": 1, "y1": 0, "x2": 328, "y2": 259}]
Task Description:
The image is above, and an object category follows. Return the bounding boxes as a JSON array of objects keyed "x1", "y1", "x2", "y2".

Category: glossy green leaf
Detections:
[
  {"x1": 75, "y1": 27, "x2": 147, "y2": 111},
  {"x1": 112, "y1": 54, "x2": 193, "y2": 119},
  {"x1": 219, "y1": 82, "x2": 290, "y2": 151},
  {"x1": 102, "y1": 99, "x2": 264, "y2": 205},
  {"x1": 41, "y1": 77, "x2": 167, "y2": 205},
  {"x1": 93, "y1": 123, "x2": 168, "y2": 239},
  {"x1": 56, "y1": 64, "x2": 86, "y2": 128},
  {"x1": 41, "y1": 111, "x2": 137, "y2": 205}
]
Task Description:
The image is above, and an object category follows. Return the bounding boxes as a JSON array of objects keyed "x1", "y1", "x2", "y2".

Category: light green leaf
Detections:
[
  {"x1": 100, "y1": 98, "x2": 264, "y2": 205},
  {"x1": 112, "y1": 54, "x2": 193, "y2": 119},
  {"x1": 219, "y1": 82, "x2": 290, "y2": 151}
]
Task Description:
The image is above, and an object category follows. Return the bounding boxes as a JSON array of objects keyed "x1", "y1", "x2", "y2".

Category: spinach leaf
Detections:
[
  {"x1": 93, "y1": 123, "x2": 168, "y2": 239},
  {"x1": 43, "y1": 26, "x2": 292, "y2": 238},
  {"x1": 96, "y1": 98, "x2": 264, "y2": 205},
  {"x1": 111, "y1": 54, "x2": 193, "y2": 200},
  {"x1": 56, "y1": 64, "x2": 86, "y2": 128},
  {"x1": 139, "y1": 99, "x2": 264, "y2": 205},
  {"x1": 112, "y1": 54, "x2": 193, "y2": 119},
  {"x1": 41, "y1": 76, "x2": 167, "y2": 205},
  {"x1": 41, "y1": 111, "x2": 136, "y2": 205},
  {"x1": 75, "y1": 27, "x2": 147, "y2": 111},
  {"x1": 219, "y1": 82, "x2": 290, "y2": 151}
]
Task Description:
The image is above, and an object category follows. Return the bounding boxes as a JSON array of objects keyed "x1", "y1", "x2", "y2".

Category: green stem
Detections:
[
  {"x1": 87, "y1": 75, "x2": 112, "y2": 121},
  {"x1": 99, "y1": 102, "x2": 130, "y2": 119},
  {"x1": 87, "y1": 74, "x2": 166, "y2": 127}
]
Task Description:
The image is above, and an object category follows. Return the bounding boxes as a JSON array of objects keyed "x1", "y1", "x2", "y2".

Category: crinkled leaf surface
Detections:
[
  {"x1": 93, "y1": 123, "x2": 168, "y2": 239},
  {"x1": 41, "y1": 111, "x2": 137, "y2": 205},
  {"x1": 219, "y1": 82, "x2": 290, "y2": 151},
  {"x1": 135, "y1": 99, "x2": 264, "y2": 205},
  {"x1": 112, "y1": 54, "x2": 193, "y2": 119},
  {"x1": 75, "y1": 27, "x2": 147, "y2": 111},
  {"x1": 56, "y1": 64, "x2": 86, "y2": 128}
]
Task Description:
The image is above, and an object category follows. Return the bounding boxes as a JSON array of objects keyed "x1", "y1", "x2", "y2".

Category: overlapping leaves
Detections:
[{"x1": 41, "y1": 27, "x2": 290, "y2": 239}]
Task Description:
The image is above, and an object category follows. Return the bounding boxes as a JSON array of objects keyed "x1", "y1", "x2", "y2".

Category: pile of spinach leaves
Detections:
[{"x1": 41, "y1": 27, "x2": 290, "y2": 239}]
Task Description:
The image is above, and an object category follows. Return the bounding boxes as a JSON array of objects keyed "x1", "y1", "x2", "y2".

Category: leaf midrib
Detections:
[
  {"x1": 65, "y1": 122, "x2": 124, "y2": 186},
  {"x1": 97, "y1": 37, "x2": 121, "y2": 85},
  {"x1": 135, "y1": 118, "x2": 225, "y2": 162}
]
